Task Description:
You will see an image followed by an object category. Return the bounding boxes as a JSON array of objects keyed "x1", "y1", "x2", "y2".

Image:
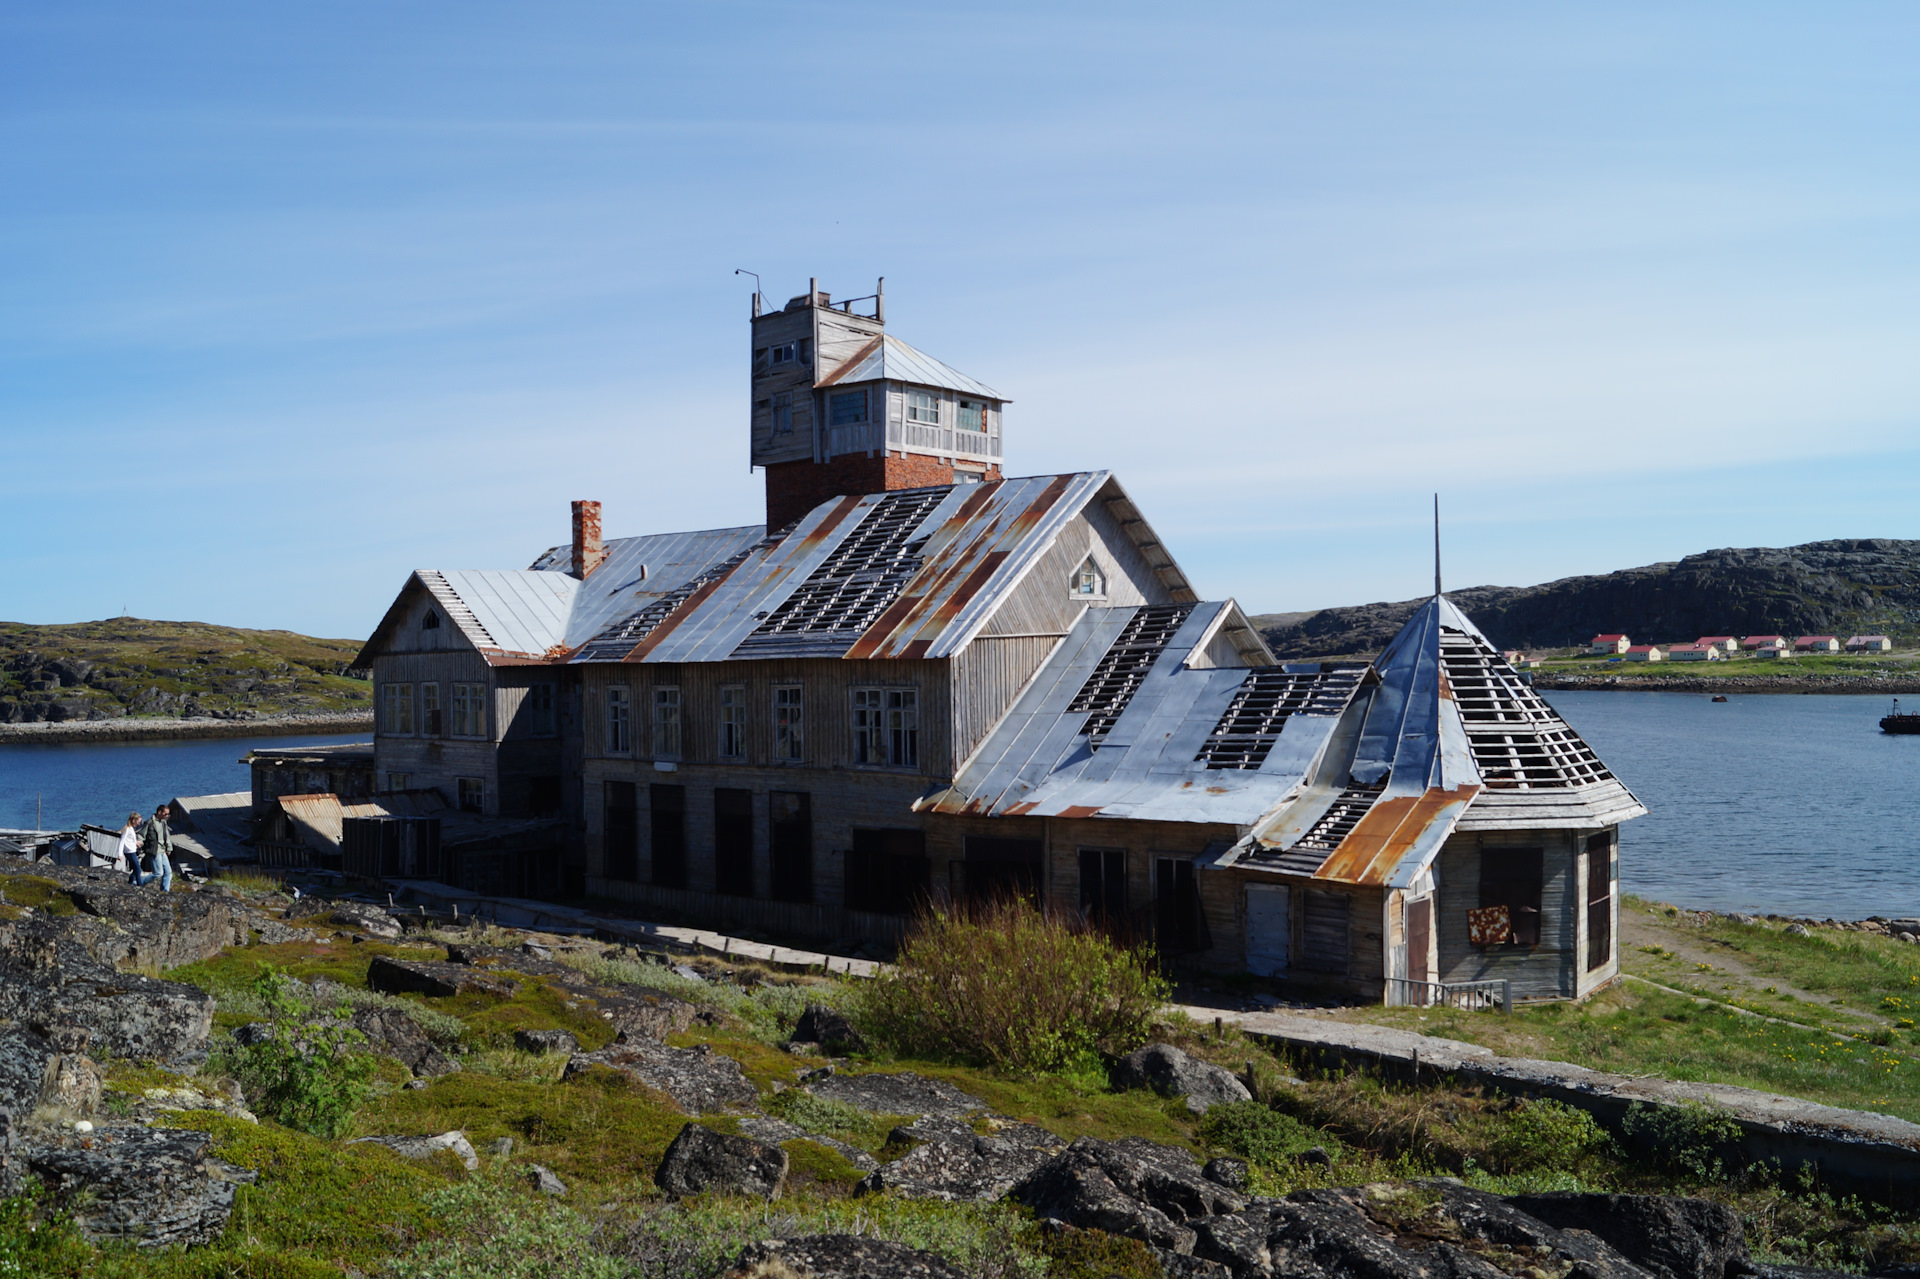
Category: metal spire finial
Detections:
[{"x1": 1433, "y1": 493, "x2": 1442, "y2": 598}]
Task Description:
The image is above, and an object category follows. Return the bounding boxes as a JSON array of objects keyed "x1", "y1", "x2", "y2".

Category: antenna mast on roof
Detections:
[{"x1": 1433, "y1": 493, "x2": 1442, "y2": 597}]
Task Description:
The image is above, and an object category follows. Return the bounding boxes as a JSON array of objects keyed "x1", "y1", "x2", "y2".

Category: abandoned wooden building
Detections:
[{"x1": 350, "y1": 280, "x2": 1645, "y2": 1000}]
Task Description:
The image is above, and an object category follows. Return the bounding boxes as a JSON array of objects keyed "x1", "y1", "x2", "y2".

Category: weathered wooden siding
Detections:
[
  {"x1": 948, "y1": 635, "x2": 1061, "y2": 768},
  {"x1": 1434, "y1": 831, "x2": 1581, "y2": 999},
  {"x1": 979, "y1": 507, "x2": 1173, "y2": 641},
  {"x1": 372, "y1": 649, "x2": 498, "y2": 811}
]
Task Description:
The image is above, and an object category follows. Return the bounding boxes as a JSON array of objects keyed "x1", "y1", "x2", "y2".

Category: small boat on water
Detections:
[
  {"x1": 1711, "y1": 695, "x2": 1728, "y2": 703},
  {"x1": 1880, "y1": 699, "x2": 1920, "y2": 734}
]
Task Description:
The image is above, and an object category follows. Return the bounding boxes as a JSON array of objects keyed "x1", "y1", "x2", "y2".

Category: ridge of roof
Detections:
[{"x1": 815, "y1": 333, "x2": 1006, "y2": 400}]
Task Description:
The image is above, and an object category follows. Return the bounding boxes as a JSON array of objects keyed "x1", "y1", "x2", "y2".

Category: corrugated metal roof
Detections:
[{"x1": 816, "y1": 334, "x2": 1006, "y2": 400}]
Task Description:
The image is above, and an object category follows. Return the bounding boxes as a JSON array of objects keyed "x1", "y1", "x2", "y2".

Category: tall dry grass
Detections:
[{"x1": 856, "y1": 897, "x2": 1169, "y2": 1075}]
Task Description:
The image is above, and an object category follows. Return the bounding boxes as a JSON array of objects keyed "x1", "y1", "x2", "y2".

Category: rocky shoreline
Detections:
[
  {"x1": 1533, "y1": 673, "x2": 1920, "y2": 695},
  {"x1": 0, "y1": 711, "x2": 373, "y2": 744}
]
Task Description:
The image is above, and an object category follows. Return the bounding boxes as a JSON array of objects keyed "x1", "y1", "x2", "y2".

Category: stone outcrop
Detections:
[
  {"x1": 1011, "y1": 1135, "x2": 1246, "y2": 1253},
  {"x1": 1509, "y1": 1192, "x2": 1746, "y2": 1279},
  {"x1": 710, "y1": 1234, "x2": 967, "y2": 1279},
  {"x1": 349, "y1": 1130, "x2": 481, "y2": 1171},
  {"x1": 0, "y1": 919, "x2": 214, "y2": 1062},
  {"x1": 365, "y1": 955, "x2": 519, "y2": 999},
  {"x1": 328, "y1": 902, "x2": 401, "y2": 939},
  {"x1": 20, "y1": 1124, "x2": 255, "y2": 1249},
  {"x1": 515, "y1": 1028, "x2": 579, "y2": 1055},
  {"x1": 1113, "y1": 1043, "x2": 1253, "y2": 1115},
  {"x1": 564, "y1": 1035, "x2": 757, "y2": 1115},
  {"x1": 805, "y1": 1071, "x2": 985, "y2": 1120},
  {"x1": 349, "y1": 1006, "x2": 459, "y2": 1077},
  {"x1": 788, "y1": 1004, "x2": 866, "y2": 1053},
  {"x1": 656, "y1": 1122, "x2": 788, "y2": 1199},
  {"x1": 856, "y1": 1116, "x2": 1064, "y2": 1202}
]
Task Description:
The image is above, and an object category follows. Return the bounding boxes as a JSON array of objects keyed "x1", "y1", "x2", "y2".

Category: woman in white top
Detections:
[{"x1": 118, "y1": 812, "x2": 142, "y2": 882}]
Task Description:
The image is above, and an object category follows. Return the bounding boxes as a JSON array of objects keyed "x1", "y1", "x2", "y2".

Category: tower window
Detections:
[
  {"x1": 957, "y1": 399, "x2": 985, "y2": 432},
  {"x1": 771, "y1": 392, "x2": 793, "y2": 435},
  {"x1": 829, "y1": 390, "x2": 868, "y2": 426},
  {"x1": 770, "y1": 343, "x2": 796, "y2": 365},
  {"x1": 906, "y1": 390, "x2": 941, "y2": 424},
  {"x1": 1072, "y1": 557, "x2": 1106, "y2": 598}
]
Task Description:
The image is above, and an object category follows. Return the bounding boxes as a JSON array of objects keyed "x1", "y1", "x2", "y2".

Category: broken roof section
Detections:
[
  {"x1": 939, "y1": 592, "x2": 1645, "y2": 891},
  {"x1": 816, "y1": 333, "x2": 1005, "y2": 401}
]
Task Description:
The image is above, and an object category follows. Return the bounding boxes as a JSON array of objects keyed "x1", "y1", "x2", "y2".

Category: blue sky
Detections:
[{"x1": 4, "y1": 3, "x2": 1919, "y2": 639}]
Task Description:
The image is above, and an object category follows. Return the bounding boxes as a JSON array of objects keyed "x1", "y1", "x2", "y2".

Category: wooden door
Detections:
[
  {"x1": 1246, "y1": 884, "x2": 1291, "y2": 976},
  {"x1": 1406, "y1": 895, "x2": 1432, "y2": 984}
]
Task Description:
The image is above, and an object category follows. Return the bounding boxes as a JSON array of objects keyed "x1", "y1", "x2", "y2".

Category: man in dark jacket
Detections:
[{"x1": 137, "y1": 803, "x2": 174, "y2": 892}]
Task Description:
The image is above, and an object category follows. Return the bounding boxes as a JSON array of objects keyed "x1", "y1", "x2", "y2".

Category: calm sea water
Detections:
[
  {"x1": 0, "y1": 698, "x2": 1913, "y2": 915},
  {"x1": 0, "y1": 732, "x2": 367, "y2": 832},
  {"x1": 1544, "y1": 691, "x2": 1920, "y2": 918}
]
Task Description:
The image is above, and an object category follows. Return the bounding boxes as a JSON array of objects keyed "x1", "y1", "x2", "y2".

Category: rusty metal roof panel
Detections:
[
  {"x1": 559, "y1": 525, "x2": 767, "y2": 652},
  {"x1": 815, "y1": 334, "x2": 1005, "y2": 400}
]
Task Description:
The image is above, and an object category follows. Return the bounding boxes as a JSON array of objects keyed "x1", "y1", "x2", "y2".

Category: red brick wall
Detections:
[{"x1": 764, "y1": 454, "x2": 1003, "y2": 531}]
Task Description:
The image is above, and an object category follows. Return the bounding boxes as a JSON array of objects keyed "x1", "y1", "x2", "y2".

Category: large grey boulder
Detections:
[
  {"x1": 709, "y1": 1235, "x2": 966, "y2": 1279},
  {"x1": 805, "y1": 1071, "x2": 985, "y2": 1119},
  {"x1": 514, "y1": 1028, "x2": 579, "y2": 1055},
  {"x1": 1113, "y1": 1043, "x2": 1252, "y2": 1115},
  {"x1": 329, "y1": 902, "x2": 401, "y2": 939},
  {"x1": 19, "y1": 1124, "x2": 255, "y2": 1249},
  {"x1": 789, "y1": 1004, "x2": 866, "y2": 1053},
  {"x1": 856, "y1": 1119, "x2": 1064, "y2": 1202},
  {"x1": 349, "y1": 1130, "x2": 480, "y2": 1171},
  {"x1": 0, "y1": 919, "x2": 214, "y2": 1062},
  {"x1": 564, "y1": 1035, "x2": 757, "y2": 1115},
  {"x1": 349, "y1": 1006, "x2": 459, "y2": 1077},
  {"x1": 366, "y1": 955, "x2": 518, "y2": 999},
  {"x1": 655, "y1": 1122, "x2": 788, "y2": 1199},
  {"x1": 1010, "y1": 1135, "x2": 1245, "y2": 1253},
  {"x1": 1510, "y1": 1192, "x2": 1747, "y2": 1279},
  {"x1": 59, "y1": 872, "x2": 241, "y2": 969}
]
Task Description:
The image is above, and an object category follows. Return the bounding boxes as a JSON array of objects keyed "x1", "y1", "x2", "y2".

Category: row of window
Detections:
[
  {"x1": 763, "y1": 388, "x2": 995, "y2": 436},
  {"x1": 605, "y1": 684, "x2": 917, "y2": 768},
  {"x1": 379, "y1": 682, "x2": 555, "y2": 739}
]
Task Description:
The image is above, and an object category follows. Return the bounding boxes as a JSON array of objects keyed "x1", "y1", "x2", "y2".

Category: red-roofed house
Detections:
[
  {"x1": 1744, "y1": 635, "x2": 1789, "y2": 655},
  {"x1": 1624, "y1": 645, "x2": 1664, "y2": 662},
  {"x1": 1847, "y1": 635, "x2": 1893, "y2": 653},
  {"x1": 1590, "y1": 633, "x2": 1630, "y2": 655},
  {"x1": 1697, "y1": 636, "x2": 1738, "y2": 653},
  {"x1": 1667, "y1": 643, "x2": 1722, "y2": 662},
  {"x1": 1796, "y1": 636, "x2": 1840, "y2": 653}
]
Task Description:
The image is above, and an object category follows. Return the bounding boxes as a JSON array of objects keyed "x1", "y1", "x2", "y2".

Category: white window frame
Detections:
[
  {"x1": 774, "y1": 685, "x2": 803, "y2": 763},
  {"x1": 1071, "y1": 556, "x2": 1106, "y2": 598},
  {"x1": 719, "y1": 685, "x2": 746, "y2": 760},
  {"x1": 652, "y1": 686, "x2": 682, "y2": 758},
  {"x1": 852, "y1": 687, "x2": 918, "y2": 768},
  {"x1": 451, "y1": 682, "x2": 487, "y2": 738},
  {"x1": 956, "y1": 398, "x2": 985, "y2": 432},
  {"x1": 906, "y1": 389, "x2": 941, "y2": 425},
  {"x1": 382, "y1": 682, "x2": 414, "y2": 735},
  {"x1": 607, "y1": 686, "x2": 632, "y2": 754}
]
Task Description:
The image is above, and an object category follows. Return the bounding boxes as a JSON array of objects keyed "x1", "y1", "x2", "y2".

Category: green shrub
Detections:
[
  {"x1": 855, "y1": 898, "x2": 1169, "y2": 1075},
  {"x1": 217, "y1": 969, "x2": 377, "y2": 1138},
  {"x1": 1621, "y1": 1099, "x2": 1744, "y2": 1181},
  {"x1": 1486, "y1": 1099, "x2": 1610, "y2": 1173},
  {"x1": 1037, "y1": 1225, "x2": 1163, "y2": 1279},
  {"x1": 1199, "y1": 1100, "x2": 1326, "y2": 1165},
  {"x1": 0, "y1": 1181, "x2": 95, "y2": 1278}
]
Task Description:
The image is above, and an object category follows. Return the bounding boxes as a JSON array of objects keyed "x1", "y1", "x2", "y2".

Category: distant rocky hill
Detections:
[
  {"x1": 1251, "y1": 538, "x2": 1920, "y2": 659},
  {"x1": 0, "y1": 618, "x2": 371, "y2": 723}
]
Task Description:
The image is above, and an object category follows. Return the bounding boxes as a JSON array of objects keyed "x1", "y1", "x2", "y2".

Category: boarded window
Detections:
[
  {"x1": 607, "y1": 688, "x2": 631, "y2": 754},
  {"x1": 1299, "y1": 889, "x2": 1350, "y2": 974},
  {"x1": 604, "y1": 781, "x2": 637, "y2": 881},
  {"x1": 963, "y1": 837, "x2": 1041, "y2": 906},
  {"x1": 714, "y1": 788, "x2": 754, "y2": 897},
  {"x1": 1078, "y1": 848, "x2": 1127, "y2": 923},
  {"x1": 650, "y1": 784, "x2": 686, "y2": 889},
  {"x1": 718, "y1": 686, "x2": 746, "y2": 759},
  {"x1": 1586, "y1": 832, "x2": 1612, "y2": 971},
  {"x1": 652, "y1": 687, "x2": 681, "y2": 758},
  {"x1": 829, "y1": 390, "x2": 868, "y2": 425},
  {"x1": 1479, "y1": 848, "x2": 1544, "y2": 948},
  {"x1": 774, "y1": 686, "x2": 803, "y2": 762},
  {"x1": 846, "y1": 828, "x2": 929, "y2": 915},
  {"x1": 770, "y1": 791, "x2": 812, "y2": 903},
  {"x1": 419, "y1": 683, "x2": 442, "y2": 736}
]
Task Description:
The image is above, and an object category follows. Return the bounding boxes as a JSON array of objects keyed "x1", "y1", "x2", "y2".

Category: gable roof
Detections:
[{"x1": 816, "y1": 334, "x2": 1005, "y2": 400}]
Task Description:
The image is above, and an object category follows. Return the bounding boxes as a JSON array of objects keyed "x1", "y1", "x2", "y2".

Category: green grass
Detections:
[
  {"x1": 1677, "y1": 913, "x2": 1920, "y2": 1022},
  {"x1": 1538, "y1": 652, "x2": 1920, "y2": 681},
  {"x1": 1, "y1": 874, "x2": 78, "y2": 915}
]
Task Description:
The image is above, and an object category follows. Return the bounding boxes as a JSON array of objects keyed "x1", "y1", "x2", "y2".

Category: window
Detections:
[
  {"x1": 770, "y1": 791, "x2": 812, "y2": 903},
  {"x1": 607, "y1": 687, "x2": 632, "y2": 753},
  {"x1": 714, "y1": 788, "x2": 754, "y2": 897},
  {"x1": 457, "y1": 777, "x2": 484, "y2": 813},
  {"x1": 528, "y1": 683, "x2": 556, "y2": 737},
  {"x1": 385, "y1": 772, "x2": 410, "y2": 792},
  {"x1": 1079, "y1": 848, "x2": 1128, "y2": 924},
  {"x1": 1586, "y1": 832, "x2": 1613, "y2": 971},
  {"x1": 769, "y1": 342, "x2": 795, "y2": 365},
  {"x1": 422, "y1": 609, "x2": 440, "y2": 630},
  {"x1": 774, "y1": 685, "x2": 803, "y2": 762},
  {"x1": 718, "y1": 686, "x2": 746, "y2": 760},
  {"x1": 1479, "y1": 847, "x2": 1544, "y2": 948},
  {"x1": 957, "y1": 399, "x2": 985, "y2": 432},
  {"x1": 604, "y1": 781, "x2": 638, "y2": 881},
  {"x1": 852, "y1": 688, "x2": 918, "y2": 768},
  {"x1": 829, "y1": 390, "x2": 868, "y2": 426},
  {"x1": 382, "y1": 682, "x2": 414, "y2": 735},
  {"x1": 652, "y1": 687, "x2": 682, "y2": 758},
  {"x1": 528, "y1": 775, "x2": 561, "y2": 815},
  {"x1": 1155, "y1": 856, "x2": 1209, "y2": 956},
  {"x1": 650, "y1": 784, "x2": 686, "y2": 889},
  {"x1": 452, "y1": 683, "x2": 486, "y2": 738},
  {"x1": 419, "y1": 682, "x2": 442, "y2": 736},
  {"x1": 771, "y1": 392, "x2": 793, "y2": 435},
  {"x1": 961, "y1": 836, "x2": 1041, "y2": 906},
  {"x1": 906, "y1": 390, "x2": 940, "y2": 424},
  {"x1": 847, "y1": 829, "x2": 929, "y2": 915},
  {"x1": 1071, "y1": 557, "x2": 1106, "y2": 598}
]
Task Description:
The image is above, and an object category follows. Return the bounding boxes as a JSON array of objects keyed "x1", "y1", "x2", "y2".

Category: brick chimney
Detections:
[{"x1": 570, "y1": 500, "x2": 607, "y2": 579}]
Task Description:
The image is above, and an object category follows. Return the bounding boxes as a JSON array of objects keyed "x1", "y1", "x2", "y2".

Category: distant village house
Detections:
[
  {"x1": 1589, "y1": 634, "x2": 1630, "y2": 655},
  {"x1": 1664, "y1": 643, "x2": 1721, "y2": 663},
  {"x1": 1796, "y1": 636, "x2": 1840, "y2": 653},
  {"x1": 1847, "y1": 635, "x2": 1893, "y2": 653},
  {"x1": 1623, "y1": 645, "x2": 1663, "y2": 662}
]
